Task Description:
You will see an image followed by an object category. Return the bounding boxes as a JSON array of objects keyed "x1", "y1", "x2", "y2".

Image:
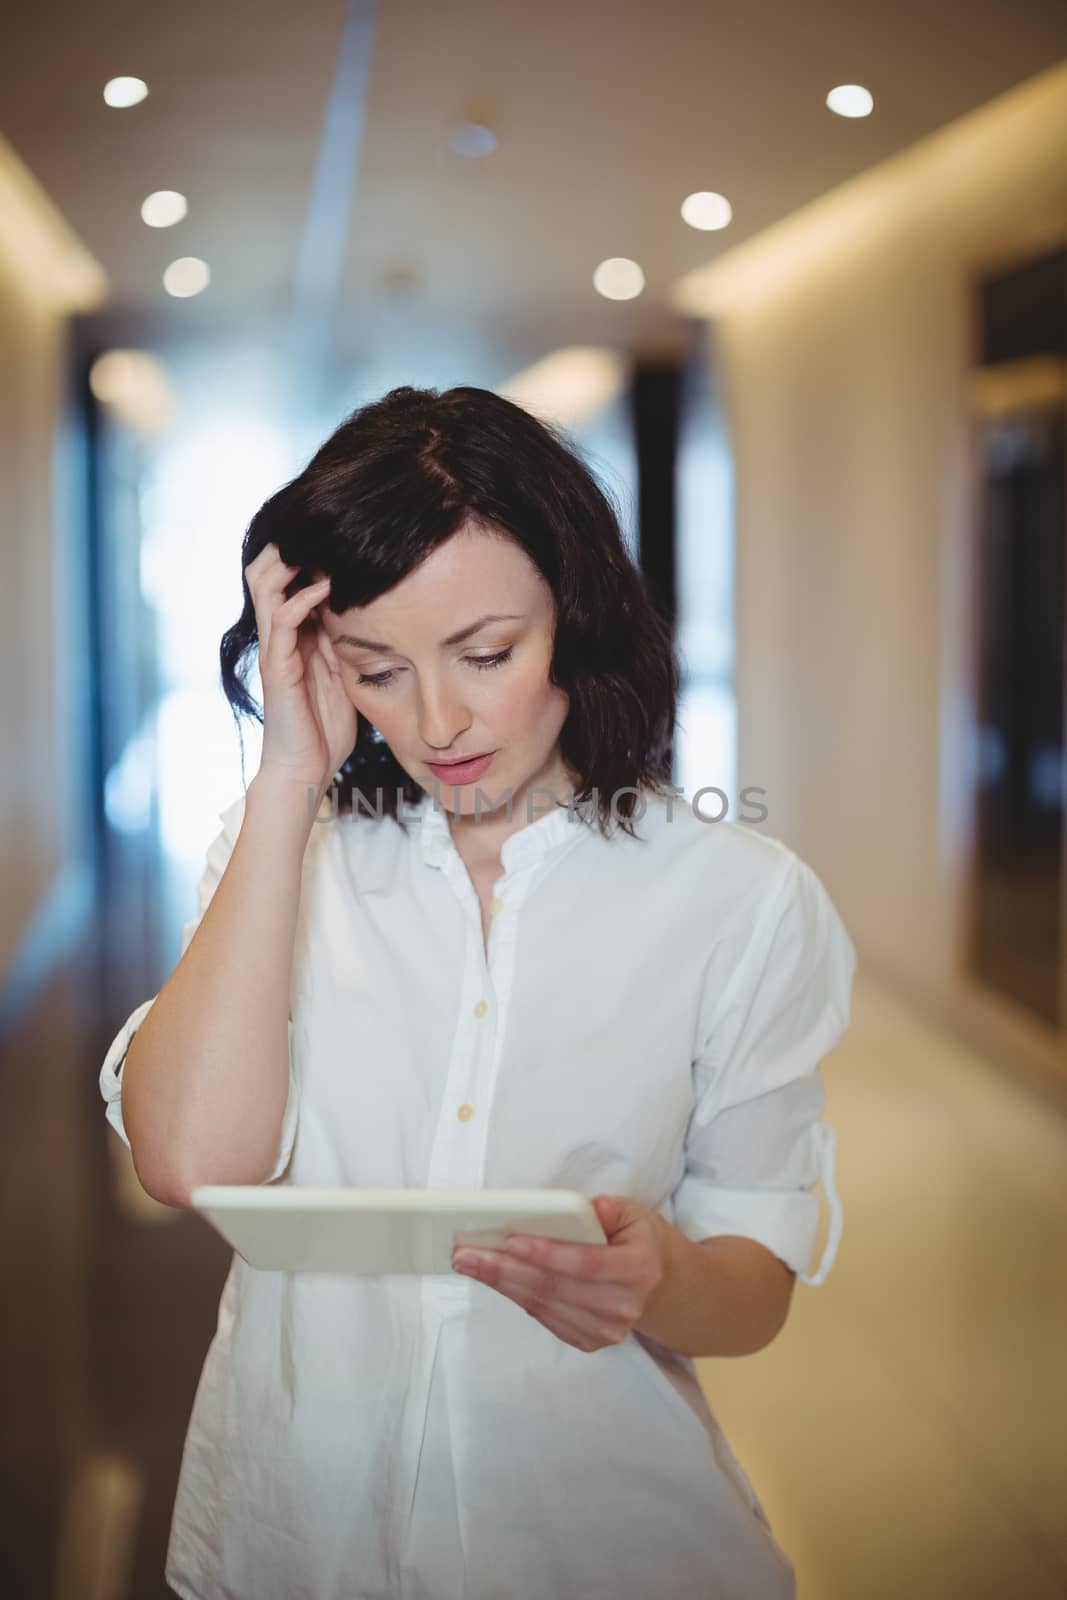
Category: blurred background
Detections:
[{"x1": 1, "y1": 2, "x2": 1065, "y2": 1596}]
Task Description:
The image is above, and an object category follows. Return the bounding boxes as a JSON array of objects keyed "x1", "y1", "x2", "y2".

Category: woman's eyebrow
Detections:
[{"x1": 333, "y1": 613, "x2": 525, "y2": 651}]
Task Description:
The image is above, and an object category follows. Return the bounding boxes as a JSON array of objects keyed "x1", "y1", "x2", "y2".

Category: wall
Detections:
[
  {"x1": 679, "y1": 62, "x2": 1067, "y2": 1094},
  {"x1": 0, "y1": 137, "x2": 106, "y2": 992}
]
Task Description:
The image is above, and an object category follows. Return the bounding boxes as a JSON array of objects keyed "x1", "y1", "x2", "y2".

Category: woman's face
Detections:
[{"x1": 316, "y1": 521, "x2": 574, "y2": 820}]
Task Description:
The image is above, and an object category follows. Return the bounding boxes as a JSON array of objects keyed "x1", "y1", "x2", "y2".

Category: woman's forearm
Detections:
[
  {"x1": 634, "y1": 1218, "x2": 796, "y2": 1358},
  {"x1": 120, "y1": 772, "x2": 317, "y2": 1207}
]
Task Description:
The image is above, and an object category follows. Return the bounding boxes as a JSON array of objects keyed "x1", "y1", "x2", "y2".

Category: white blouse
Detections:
[{"x1": 99, "y1": 783, "x2": 857, "y2": 1600}]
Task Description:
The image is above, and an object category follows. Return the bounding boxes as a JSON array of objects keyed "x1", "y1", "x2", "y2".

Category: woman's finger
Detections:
[
  {"x1": 463, "y1": 1251, "x2": 630, "y2": 1315},
  {"x1": 262, "y1": 581, "x2": 331, "y2": 670},
  {"x1": 243, "y1": 544, "x2": 297, "y2": 597},
  {"x1": 305, "y1": 625, "x2": 359, "y2": 774},
  {"x1": 243, "y1": 542, "x2": 291, "y2": 578},
  {"x1": 245, "y1": 546, "x2": 301, "y2": 658}
]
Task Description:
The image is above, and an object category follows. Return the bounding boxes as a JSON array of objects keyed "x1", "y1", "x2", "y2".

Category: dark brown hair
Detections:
[{"x1": 220, "y1": 384, "x2": 679, "y2": 838}]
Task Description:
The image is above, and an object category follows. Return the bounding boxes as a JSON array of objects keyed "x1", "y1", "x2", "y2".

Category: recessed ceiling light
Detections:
[
  {"x1": 500, "y1": 348, "x2": 626, "y2": 428},
  {"x1": 88, "y1": 350, "x2": 173, "y2": 434},
  {"x1": 826, "y1": 84, "x2": 874, "y2": 118},
  {"x1": 141, "y1": 190, "x2": 188, "y2": 228},
  {"x1": 592, "y1": 258, "x2": 645, "y2": 301},
  {"x1": 680, "y1": 191, "x2": 733, "y2": 231},
  {"x1": 447, "y1": 121, "x2": 497, "y2": 158},
  {"x1": 103, "y1": 77, "x2": 148, "y2": 108},
  {"x1": 163, "y1": 257, "x2": 210, "y2": 298}
]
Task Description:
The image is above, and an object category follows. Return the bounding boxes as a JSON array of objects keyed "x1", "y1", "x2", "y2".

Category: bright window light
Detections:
[
  {"x1": 134, "y1": 411, "x2": 294, "y2": 860},
  {"x1": 674, "y1": 683, "x2": 737, "y2": 821}
]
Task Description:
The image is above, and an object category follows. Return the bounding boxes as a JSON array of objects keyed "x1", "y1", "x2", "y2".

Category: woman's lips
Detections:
[{"x1": 426, "y1": 751, "x2": 496, "y2": 785}]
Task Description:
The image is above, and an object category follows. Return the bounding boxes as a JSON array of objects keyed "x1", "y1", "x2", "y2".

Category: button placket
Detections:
[
  {"x1": 422, "y1": 823, "x2": 583, "y2": 1198},
  {"x1": 450, "y1": 893, "x2": 502, "y2": 1142},
  {"x1": 415, "y1": 805, "x2": 594, "y2": 1318},
  {"x1": 418, "y1": 832, "x2": 582, "y2": 1312},
  {"x1": 422, "y1": 870, "x2": 496, "y2": 1309},
  {"x1": 424, "y1": 857, "x2": 497, "y2": 1192}
]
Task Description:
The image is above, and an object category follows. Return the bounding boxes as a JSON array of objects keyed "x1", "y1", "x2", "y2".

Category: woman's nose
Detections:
[{"x1": 416, "y1": 678, "x2": 471, "y2": 747}]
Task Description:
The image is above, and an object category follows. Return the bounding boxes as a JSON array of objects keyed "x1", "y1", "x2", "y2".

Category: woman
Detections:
[{"x1": 100, "y1": 384, "x2": 857, "y2": 1600}]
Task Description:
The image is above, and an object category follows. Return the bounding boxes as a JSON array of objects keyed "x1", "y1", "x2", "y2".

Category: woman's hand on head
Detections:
[{"x1": 244, "y1": 542, "x2": 358, "y2": 796}]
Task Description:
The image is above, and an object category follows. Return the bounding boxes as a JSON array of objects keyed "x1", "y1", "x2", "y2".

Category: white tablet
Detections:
[{"x1": 190, "y1": 1185, "x2": 607, "y2": 1276}]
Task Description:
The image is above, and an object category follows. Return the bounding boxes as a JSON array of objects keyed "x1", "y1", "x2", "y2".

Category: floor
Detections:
[
  {"x1": 2, "y1": 837, "x2": 1065, "y2": 1599},
  {"x1": 699, "y1": 976, "x2": 1067, "y2": 1599}
]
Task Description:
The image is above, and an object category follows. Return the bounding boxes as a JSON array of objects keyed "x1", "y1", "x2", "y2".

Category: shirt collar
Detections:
[{"x1": 415, "y1": 789, "x2": 598, "y2": 874}]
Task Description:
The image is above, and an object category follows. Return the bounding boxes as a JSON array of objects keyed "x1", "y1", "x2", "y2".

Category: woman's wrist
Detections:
[
  {"x1": 634, "y1": 1221, "x2": 795, "y2": 1359},
  {"x1": 247, "y1": 767, "x2": 332, "y2": 836}
]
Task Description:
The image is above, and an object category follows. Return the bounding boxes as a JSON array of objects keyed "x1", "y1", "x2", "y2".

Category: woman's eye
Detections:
[
  {"x1": 355, "y1": 647, "x2": 513, "y2": 689},
  {"x1": 468, "y1": 648, "x2": 513, "y2": 673}
]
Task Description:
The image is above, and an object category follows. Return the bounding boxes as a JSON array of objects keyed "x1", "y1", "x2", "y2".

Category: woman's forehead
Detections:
[{"x1": 321, "y1": 530, "x2": 549, "y2": 637}]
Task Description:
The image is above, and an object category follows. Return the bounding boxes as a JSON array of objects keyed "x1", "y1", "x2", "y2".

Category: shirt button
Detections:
[
  {"x1": 457, "y1": 1103, "x2": 474, "y2": 1121},
  {"x1": 473, "y1": 999, "x2": 489, "y2": 1018},
  {"x1": 489, "y1": 897, "x2": 504, "y2": 914}
]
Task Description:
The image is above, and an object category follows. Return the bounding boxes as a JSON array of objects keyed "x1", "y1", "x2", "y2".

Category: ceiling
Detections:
[{"x1": 3, "y1": 0, "x2": 1066, "y2": 393}]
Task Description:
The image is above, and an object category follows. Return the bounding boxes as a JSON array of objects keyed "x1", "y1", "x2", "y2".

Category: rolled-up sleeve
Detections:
[
  {"x1": 97, "y1": 797, "x2": 300, "y2": 1185},
  {"x1": 672, "y1": 852, "x2": 857, "y2": 1287}
]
